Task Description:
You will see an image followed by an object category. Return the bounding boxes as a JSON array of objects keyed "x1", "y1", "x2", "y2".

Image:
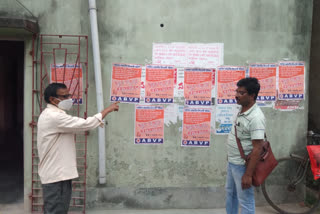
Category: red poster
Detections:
[
  {"x1": 249, "y1": 63, "x2": 277, "y2": 101},
  {"x1": 182, "y1": 108, "x2": 211, "y2": 147},
  {"x1": 184, "y1": 68, "x2": 213, "y2": 106},
  {"x1": 135, "y1": 105, "x2": 164, "y2": 144},
  {"x1": 145, "y1": 65, "x2": 175, "y2": 103},
  {"x1": 50, "y1": 64, "x2": 83, "y2": 104},
  {"x1": 217, "y1": 66, "x2": 246, "y2": 104},
  {"x1": 110, "y1": 63, "x2": 142, "y2": 103},
  {"x1": 278, "y1": 61, "x2": 305, "y2": 100}
]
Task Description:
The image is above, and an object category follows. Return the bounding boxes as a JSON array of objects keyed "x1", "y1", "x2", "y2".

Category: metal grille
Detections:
[{"x1": 30, "y1": 34, "x2": 89, "y2": 214}]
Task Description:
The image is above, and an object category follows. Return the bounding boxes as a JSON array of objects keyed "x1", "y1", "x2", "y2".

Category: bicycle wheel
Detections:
[{"x1": 261, "y1": 157, "x2": 320, "y2": 214}]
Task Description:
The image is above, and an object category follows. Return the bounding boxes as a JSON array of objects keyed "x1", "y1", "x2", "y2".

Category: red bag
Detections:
[
  {"x1": 307, "y1": 145, "x2": 320, "y2": 180},
  {"x1": 235, "y1": 126, "x2": 278, "y2": 186}
]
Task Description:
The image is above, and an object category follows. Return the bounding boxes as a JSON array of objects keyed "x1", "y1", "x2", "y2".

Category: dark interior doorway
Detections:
[
  {"x1": 0, "y1": 41, "x2": 24, "y2": 203},
  {"x1": 309, "y1": 1, "x2": 320, "y2": 132}
]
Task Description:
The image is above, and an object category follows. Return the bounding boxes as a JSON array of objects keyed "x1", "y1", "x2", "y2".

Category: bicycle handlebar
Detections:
[{"x1": 308, "y1": 130, "x2": 320, "y2": 145}]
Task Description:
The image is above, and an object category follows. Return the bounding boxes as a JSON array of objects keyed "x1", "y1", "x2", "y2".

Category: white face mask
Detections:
[{"x1": 56, "y1": 98, "x2": 73, "y2": 111}]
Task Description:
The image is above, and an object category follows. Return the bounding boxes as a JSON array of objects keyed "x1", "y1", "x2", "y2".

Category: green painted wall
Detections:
[
  {"x1": 93, "y1": 0, "x2": 313, "y2": 186},
  {"x1": 0, "y1": 0, "x2": 313, "y2": 211}
]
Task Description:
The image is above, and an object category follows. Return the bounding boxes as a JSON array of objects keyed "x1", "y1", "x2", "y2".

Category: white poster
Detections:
[{"x1": 152, "y1": 43, "x2": 224, "y2": 68}]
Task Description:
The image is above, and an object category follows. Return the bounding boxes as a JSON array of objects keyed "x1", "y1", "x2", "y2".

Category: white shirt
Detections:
[
  {"x1": 227, "y1": 103, "x2": 266, "y2": 165},
  {"x1": 37, "y1": 104, "x2": 104, "y2": 184}
]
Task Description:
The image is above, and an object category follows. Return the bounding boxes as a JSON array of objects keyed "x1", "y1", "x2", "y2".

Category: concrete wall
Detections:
[
  {"x1": 85, "y1": 0, "x2": 313, "y2": 208},
  {"x1": 0, "y1": 0, "x2": 313, "y2": 211}
]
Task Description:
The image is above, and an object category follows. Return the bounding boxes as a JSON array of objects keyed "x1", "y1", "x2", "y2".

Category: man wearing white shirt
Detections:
[
  {"x1": 225, "y1": 77, "x2": 265, "y2": 214},
  {"x1": 37, "y1": 83, "x2": 119, "y2": 214}
]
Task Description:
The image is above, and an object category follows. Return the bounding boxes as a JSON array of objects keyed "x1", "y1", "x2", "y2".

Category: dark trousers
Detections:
[{"x1": 42, "y1": 180, "x2": 72, "y2": 214}]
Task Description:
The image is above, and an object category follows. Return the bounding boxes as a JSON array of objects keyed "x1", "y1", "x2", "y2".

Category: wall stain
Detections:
[
  {"x1": 99, "y1": 23, "x2": 128, "y2": 44},
  {"x1": 248, "y1": 0, "x2": 278, "y2": 32},
  {"x1": 288, "y1": 0, "x2": 313, "y2": 61},
  {"x1": 0, "y1": 11, "x2": 10, "y2": 17},
  {"x1": 50, "y1": 0, "x2": 57, "y2": 13},
  {"x1": 135, "y1": 187, "x2": 166, "y2": 196},
  {"x1": 102, "y1": 195, "x2": 148, "y2": 208},
  {"x1": 164, "y1": 194, "x2": 173, "y2": 204}
]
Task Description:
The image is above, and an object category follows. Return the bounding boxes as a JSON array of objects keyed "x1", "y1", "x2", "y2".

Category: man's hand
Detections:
[
  {"x1": 241, "y1": 174, "x2": 252, "y2": 189},
  {"x1": 108, "y1": 101, "x2": 120, "y2": 112},
  {"x1": 241, "y1": 139, "x2": 263, "y2": 189},
  {"x1": 101, "y1": 101, "x2": 120, "y2": 118}
]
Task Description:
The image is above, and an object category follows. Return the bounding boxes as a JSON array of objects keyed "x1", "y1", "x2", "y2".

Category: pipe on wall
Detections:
[{"x1": 88, "y1": 0, "x2": 106, "y2": 184}]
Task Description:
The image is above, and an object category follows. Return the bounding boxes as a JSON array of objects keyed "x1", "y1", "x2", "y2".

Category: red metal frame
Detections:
[{"x1": 30, "y1": 34, "x2": 89, "y2": 213}]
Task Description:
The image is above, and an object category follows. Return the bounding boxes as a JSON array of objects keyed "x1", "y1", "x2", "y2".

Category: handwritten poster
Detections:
[
  {"x1": 274, "y1": 100, "x2": 302, "y2": 111},
  {"x1": 110, "y1": 63, "x2": 142, "y2": 103},
  {"x1": 217, "y1": 66, "x2": 246, "y2": 104},
  {"x1": 215, "y1": 105, "x2": 238, "y2": 135},
  {"x1": 152, "y1": 43, "x2": 224, "y2": 68},
  {"x1": 278, "y1": 61, "x2": 305, "y2": 100},
  {"x1": 184, "y1": 68, "x2": 213, "y2": 106},
  {"x1": 135, "y1": 105, "x2": 164, "y2": 144},
  {"x1": 50, "y1": 64, "x2": 83, "y2": 104},
  {"x1": 249, "y1": 63, "x2": 277, "y2": 101},
  {"x1": 181, "y1": 108, "x2": 211, "y2": 147},
  {"x1": 145, "y1": 65, "x2": 175, "y2": 103},
  {"x1": 187, "y1": 43, "x2": 224, "y2": 68}
]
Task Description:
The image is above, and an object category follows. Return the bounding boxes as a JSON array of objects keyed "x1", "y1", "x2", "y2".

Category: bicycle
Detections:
[{"x1": 261, "y1": 131, "x2": 320, "y2": 214}]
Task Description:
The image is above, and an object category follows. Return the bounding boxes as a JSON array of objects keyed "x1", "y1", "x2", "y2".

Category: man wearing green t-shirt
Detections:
[{"x1": 225, "y1": 77, "x2": 265, "y2": 214}]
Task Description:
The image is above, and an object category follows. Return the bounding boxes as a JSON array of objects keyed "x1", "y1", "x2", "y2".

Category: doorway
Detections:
[
  {"x1": 309, "y1": 0, "x2": 320, "y2": 132},
  {"x1": 0, "y1": 41, "x2": 24, "y2": 203}
]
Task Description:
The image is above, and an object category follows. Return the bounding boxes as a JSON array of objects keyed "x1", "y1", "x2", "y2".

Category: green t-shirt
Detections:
[{"x1": 227, "y1": 103, "x2": 266, "y2": 165}]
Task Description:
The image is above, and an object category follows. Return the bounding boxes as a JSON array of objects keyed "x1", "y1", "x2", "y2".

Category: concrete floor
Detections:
[
  {"x1": 86, "y1": 206, "x2": 277, "y2": 214},
  {"x1": 0, "y1": 203, "x2": 278, "y2": 214},
  {"x1": 0, "y1": 202, "x2": 24, "y2": 214}
]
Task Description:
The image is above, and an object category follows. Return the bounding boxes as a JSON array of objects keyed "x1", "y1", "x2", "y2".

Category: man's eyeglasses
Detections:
[
  {"x1": 235, "y1": 90, "x2": 247, "y2": 96},
  {"x1": 56, "y1": 94, "x2": 72, "y2": 99}
]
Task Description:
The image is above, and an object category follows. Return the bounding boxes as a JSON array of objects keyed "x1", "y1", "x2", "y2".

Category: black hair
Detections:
[
  {"x1": 44, "y1": 83, "x2": 67, "y2": 103},
  {"x1": 237, "y1": 77, "x2": 260, "y2": 100}
]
